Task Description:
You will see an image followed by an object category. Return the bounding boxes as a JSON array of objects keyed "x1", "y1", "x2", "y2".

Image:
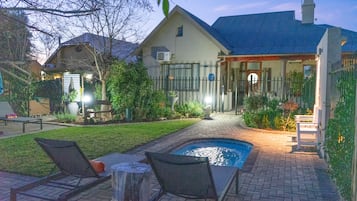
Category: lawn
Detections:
[{"x1": 0, "y1": 119, "x2": 199, "y2": 177}]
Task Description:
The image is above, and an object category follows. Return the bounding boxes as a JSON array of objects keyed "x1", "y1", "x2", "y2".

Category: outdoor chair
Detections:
[
  {"x1": 145, "y1": 152, "x2": 238, "y2": 201},
  {"x1": 10, "y1": 138, "x2": 145, "y2": 201},
  {"x1": 0, "y1": 101, "x2": 42, "y2": 133},
  {"x1": 295, "y1": 109, "x2": 322, "y2": 149}
]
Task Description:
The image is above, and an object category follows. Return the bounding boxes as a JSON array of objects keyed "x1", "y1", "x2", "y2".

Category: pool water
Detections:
[{"x1": 171, "y1": 138, "x2": 253, "y2": 169}]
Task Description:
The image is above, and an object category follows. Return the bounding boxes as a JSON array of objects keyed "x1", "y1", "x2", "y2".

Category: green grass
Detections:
[{"x1": 0, "y1": 119, "x2": 199, "y2": 177}]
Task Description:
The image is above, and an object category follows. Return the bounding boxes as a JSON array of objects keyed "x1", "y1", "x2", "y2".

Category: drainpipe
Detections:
[
  {"x1": 215, "y1": 57, "x2": 226, "y2": 112},
  {"x1": 221, "y1": 84, "x2": 225, "y2": 113},
  {"x1": 215, "y1": 60, "x2": 219, "y2": 112}
]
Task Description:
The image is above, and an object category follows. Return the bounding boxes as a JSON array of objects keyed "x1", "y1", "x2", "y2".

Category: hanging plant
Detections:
[
  {"x1": 62, "y1": 78, "x2": 78, "y2": 103},
  {"x1": 62, "y1": 90, "x2": 78, "y2": 103}
]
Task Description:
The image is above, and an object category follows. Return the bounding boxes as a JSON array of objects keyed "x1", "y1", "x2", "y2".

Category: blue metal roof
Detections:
[{"x1": 209, "y1": 11, "x2": 357, "y2": 55}]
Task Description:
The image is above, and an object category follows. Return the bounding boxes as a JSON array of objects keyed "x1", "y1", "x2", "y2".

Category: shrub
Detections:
[
  {"x1": 243, "y1": 95, "x2": 283, "y2": 129},
  {"x1": 280, "y1": 113, "x2": 296, "y2": 131},
  {"x1": 175, "y1": 101, "x2": 204, "y2": 118},
  {"x1": 242, "y1": 112, "x2": 258, "y2": 128},
  {"x1": 145, "y1": 90, "x2": 169, "y2": 120},
  {"x1": 243, "y1": 95, "x2": 267, "y2": 111},
  {"x1": 107, "y1": 61, "x2": 154, "y2": 121},
  {"x1": 325, "y1": 72, "x2": 355, "y2": 200},
  {"x1": 273, "y1": 116, "x2": 282, "y2": 129},
  {"x1": 55, "y1": 113, "x2": 76, "y2": 123},
  {"x1": 261, "y1": 114, "x2": 270, "y2": 129}
]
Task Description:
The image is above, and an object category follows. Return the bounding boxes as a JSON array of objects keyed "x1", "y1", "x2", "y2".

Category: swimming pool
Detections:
[{"x1": 171, "y1": 138, "x2": 253, "y2": 169}]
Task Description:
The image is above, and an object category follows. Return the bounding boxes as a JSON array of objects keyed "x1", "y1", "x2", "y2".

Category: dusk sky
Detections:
[
  {"x1": 143, "y1": 0, "x2": 357, "y2": 36},
  {"x1": 35, "y1": 0, "x2": 357, "y2": 62}
]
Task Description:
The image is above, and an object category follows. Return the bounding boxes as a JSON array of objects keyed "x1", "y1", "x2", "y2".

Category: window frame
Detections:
[
  {"x1": 176, "y1": 25, "x2": 183, "y2": 37},
  {"x1": 161, "y1": 63, "x2": 200, "y2": 91}
]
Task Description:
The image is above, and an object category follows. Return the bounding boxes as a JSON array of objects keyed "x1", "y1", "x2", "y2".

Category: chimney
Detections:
[{"x1": 301, "y1": 0, "x2": 315, "y2": 24}]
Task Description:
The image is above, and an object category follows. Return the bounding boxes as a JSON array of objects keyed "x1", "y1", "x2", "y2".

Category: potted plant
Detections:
[
  {"x1": 168, "y1": 91, "x2": 179, "y2": 111},
  {"x1": 63, "y1": 81, "x2": 79, "y2": 115}
]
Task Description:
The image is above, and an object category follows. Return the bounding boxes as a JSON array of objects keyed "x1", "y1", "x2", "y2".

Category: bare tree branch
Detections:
[
  {"x1": 0, "y1": 7, "x2": 100, "y2": 17},
  {"x1": 0, "y1": 12, "x2": 53, "y2": 36}
]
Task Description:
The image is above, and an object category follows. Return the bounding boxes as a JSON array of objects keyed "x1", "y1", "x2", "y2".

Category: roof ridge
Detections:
[
  {"x1": 174, "y1": 5, "x2": 232, "y2": 51},
  {"x1": 216, "y1": 10, "x2": 295, "y2": 21},
  {"x1": 63, "y1": 32, "x2": 131, "y2": 45}
]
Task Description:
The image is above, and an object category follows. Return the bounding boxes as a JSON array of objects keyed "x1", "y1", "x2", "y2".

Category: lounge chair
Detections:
[
  {"x1": 0, "y1": 101, "x2": 42, "y2": 133},
  {"x1": 145, "y1": 152, "x2": 238, "y2": 201},
  {"x1": 10, "y1": 138, "x2": 145, "y2": 201}
]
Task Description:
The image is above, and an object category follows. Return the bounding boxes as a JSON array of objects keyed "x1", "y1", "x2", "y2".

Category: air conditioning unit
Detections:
[{"x1": 157, "y1": 51, "x2": 170, "y2": 62}]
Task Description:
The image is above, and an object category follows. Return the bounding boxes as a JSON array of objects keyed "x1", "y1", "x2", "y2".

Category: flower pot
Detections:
[
  {"x1": 67, "y1": 102, "x2": 79, "y2": 115},
  {"x1": 169, "y1": 96, "x2": 179, "y2": 111}
]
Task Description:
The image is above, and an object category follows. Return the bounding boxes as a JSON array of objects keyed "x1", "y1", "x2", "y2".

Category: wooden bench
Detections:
[
  {"x1": 294, "y1": 110, "x2": 321, "y2": 150},
  {"x1": 85, "y1": 100, "x2": 113, "y2": 123}
]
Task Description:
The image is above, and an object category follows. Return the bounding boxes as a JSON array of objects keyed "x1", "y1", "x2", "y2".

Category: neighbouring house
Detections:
[
  {"x1": 42, "y1": 33, "x2": 138, "y2": 115},
  {"x1": 43, "y1": 33, "x2": 138, "y2": 80},
  {"x1": 28, "y1": 60, "x2": 42, "y2": 81},
  {"x1": 136, "y1": 0, "x2": 357, "y2": 112}
]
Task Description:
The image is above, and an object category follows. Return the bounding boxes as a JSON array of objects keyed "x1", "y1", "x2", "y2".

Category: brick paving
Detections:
[{"x1": 1, "y1": 112, "x2": 341, "y2": 201}]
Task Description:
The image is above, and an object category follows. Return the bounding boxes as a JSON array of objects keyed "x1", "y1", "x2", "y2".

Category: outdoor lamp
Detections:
[
  {"x1": 204, "y1": 96, "x2": 212, "y2": 105},
  {"x1": 204, "y1": 96, "x2": 212, "y2": 119},
  {"x1": 83, "y1": 94, "x2": 92, "y2": 104}
]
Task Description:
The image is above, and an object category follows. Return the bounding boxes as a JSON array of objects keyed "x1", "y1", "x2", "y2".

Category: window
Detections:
[
  {"x1": 263, "y1": 68, "x2": 272, "y2": 92},
  {"x1": 176, "y1": 25, "x2": 183, "y2": 37},
  {"x1": 247, "y1": 62, "x2": 261, "y2": 70},
  {"x1": 303, "y1": 65, "x2": 315, "y2": 79},
  {"x1": 162, "y1": 63, "x2": 200, "y2": 91}
]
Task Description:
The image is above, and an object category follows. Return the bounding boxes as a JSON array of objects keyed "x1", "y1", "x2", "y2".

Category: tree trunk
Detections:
[{"x1": 100, "y1": 79, "x2": 111, "y2": 121}]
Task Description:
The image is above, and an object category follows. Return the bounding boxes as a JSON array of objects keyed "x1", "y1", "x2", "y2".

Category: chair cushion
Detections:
[{"x1": 90, "y1": 160, "x2": 105, "y2": 173}]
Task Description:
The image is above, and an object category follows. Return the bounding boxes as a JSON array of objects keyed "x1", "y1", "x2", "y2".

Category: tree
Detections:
[
  {"x1": 1, "y1": 0, "x2": 101, "y2": 61},
  {"x1": 67, "y1": 0, "x2": 152, "y2": 118},
  {"x1": 0, "y1": 10, "x2": 33, "y2": 115},
  {"x1": 0, "y1": 0, "x2": 99, "y2": 35},
  {"x1": 0, "y1": 0, "x2": 100, "y2": 115},
  {"x1": 0, "y1": 10, "x2": 31, "y2": 61},
  {"x1": 107, "y1": 61, "x2": 154, "y2": 120}
]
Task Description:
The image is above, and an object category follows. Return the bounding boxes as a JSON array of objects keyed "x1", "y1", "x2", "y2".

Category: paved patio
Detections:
[{"x1": 1, "y1": 112, "x2": 341, "y2": 201}]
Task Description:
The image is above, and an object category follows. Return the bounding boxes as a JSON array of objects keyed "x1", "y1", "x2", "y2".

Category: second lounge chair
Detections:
[{"x1": 145, "y1": 152, "x2": 238, "y2": 201}]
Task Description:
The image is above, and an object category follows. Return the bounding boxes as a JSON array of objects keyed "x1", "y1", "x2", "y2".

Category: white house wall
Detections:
[
  {"x1": 315, "y1": 28, "x2": 342, "y2": 157},
  {"x1": 142, "y1": 12, "x2": 223, "y2": 77},
  {"x1": 141, "y1": 12, "x2": 225, "y2": 109}
]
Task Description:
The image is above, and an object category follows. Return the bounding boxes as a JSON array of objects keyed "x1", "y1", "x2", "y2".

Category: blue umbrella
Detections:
[{"x1": 0, "y1": 72, "x2": 3, "y2": 95}]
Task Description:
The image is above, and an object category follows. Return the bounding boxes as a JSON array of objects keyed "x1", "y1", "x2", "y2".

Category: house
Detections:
[
  {"x1": 28, "y1": 60, "x2": 42, "y2": 81},
  {"x1": 43, "y1": 33, "x2": 138, "y2": 80},
  {"x1": 136, "y1": 0, "x2": 357, "y2": 111}
]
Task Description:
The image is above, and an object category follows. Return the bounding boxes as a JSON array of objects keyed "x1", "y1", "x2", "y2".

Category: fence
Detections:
[{"x1": 151, "y1": 75, "x2": 316, "y2": 111}]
